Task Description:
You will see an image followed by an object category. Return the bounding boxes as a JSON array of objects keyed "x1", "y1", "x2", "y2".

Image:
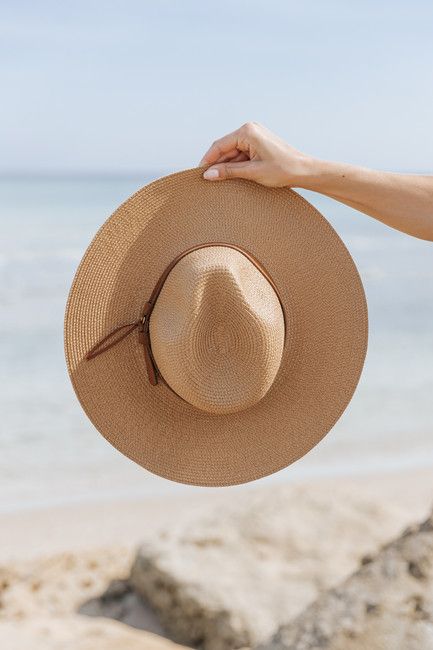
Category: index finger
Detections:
[{"x1": 199, "y1": 127, "x2": 247, "y2": 166}]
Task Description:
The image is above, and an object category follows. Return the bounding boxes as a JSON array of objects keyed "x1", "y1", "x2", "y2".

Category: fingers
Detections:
[
  {"x1": 199, "y1": 122, "x2": 259, "y2": 166},
  {"x1": 202, "y1": 160, "x2": 259, "y2": 181},
  {"x1": 212, "y1": 150, "x2": 249, "y2": 165},
  {"x1": 214, "y1": 148, "x2": 242, "y2": 164},
  {"x1": 231, "y1": 151, "x2": 249, "y2": 163},
  {"x1": 199, "y1": 130, "x2": 240, "y2": 166}
]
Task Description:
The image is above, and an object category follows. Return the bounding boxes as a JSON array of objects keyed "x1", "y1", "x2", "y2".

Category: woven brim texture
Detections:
[{"x1": 64, "y1": 167, "x2": 368, "y2": 487}]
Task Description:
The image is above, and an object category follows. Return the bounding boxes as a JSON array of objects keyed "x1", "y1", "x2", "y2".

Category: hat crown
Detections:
[{"x1": 149, "y1": 246, "x2": 285, "y2": 414}]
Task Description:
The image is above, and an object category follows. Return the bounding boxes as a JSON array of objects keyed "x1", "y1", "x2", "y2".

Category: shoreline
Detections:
[
  {"x1": 3, "y1": 444, "x2": 433, "y2": 516},
  {"x1": 2, "y1": 464, "x2": 433, "y2": 562}
]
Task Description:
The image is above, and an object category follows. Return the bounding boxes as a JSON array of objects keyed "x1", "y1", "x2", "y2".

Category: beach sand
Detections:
[{"x1": 1, "y1": 467, "x2": 432, "y2": 649}]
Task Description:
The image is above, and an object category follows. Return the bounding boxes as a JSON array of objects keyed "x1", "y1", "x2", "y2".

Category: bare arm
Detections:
[{"x1": 199, "y1": 122, "x2": 433, "y2": 242}]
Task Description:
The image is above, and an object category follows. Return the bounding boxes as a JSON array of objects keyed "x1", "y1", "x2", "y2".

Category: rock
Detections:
[
  {"x1": 0, "y1": 547, "x2": 189, "y2": 650},
  {"x1": 130, "y1": 482, "x2": 419, "y2": 650},
  {"x1": 0, "y1": 615, "x2": 188, "y2": 650},
  {"x1": 259, "y1": 510, "x2": 433, "y2": 650},
  {"x1": 79, "y1": 578, "x2": 167, "y2": 636}
]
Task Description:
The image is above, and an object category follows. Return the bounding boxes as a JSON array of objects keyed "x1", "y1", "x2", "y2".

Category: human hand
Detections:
[
  {"x1": 198, "y1": 122, "x2": 315, "y2": 188},
  {"x1": 200, "y1": 122, "x2": 433, "y2": 240}
]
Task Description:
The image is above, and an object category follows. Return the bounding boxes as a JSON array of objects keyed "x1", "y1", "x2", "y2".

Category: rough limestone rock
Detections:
[
  {"x1": 0, "y1": 616, "x2": 187, "y2": 650},
  {"x1": 130, "y1": 482, "x2": 418, "y2": 650},
  {"x1": 0, "y1": 547, "x2": 188, "y2": 650},
  {"x1": 259, "y1": 510, "x2": 433, "y2": 650}
]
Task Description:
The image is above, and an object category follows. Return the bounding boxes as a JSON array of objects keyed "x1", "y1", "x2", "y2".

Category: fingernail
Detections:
[{"x1": 203, "y1": 168, "x2": 219, "y2": 180}]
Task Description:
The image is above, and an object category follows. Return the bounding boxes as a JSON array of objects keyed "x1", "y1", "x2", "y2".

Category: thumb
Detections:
[{"x1": 202, "y1": 161, "x2": 259, "y2": 182}]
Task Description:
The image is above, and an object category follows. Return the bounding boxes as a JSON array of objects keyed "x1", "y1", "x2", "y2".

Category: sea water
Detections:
[{"x1": 1, "y1": 174, "x2": 432, "y2": 511}]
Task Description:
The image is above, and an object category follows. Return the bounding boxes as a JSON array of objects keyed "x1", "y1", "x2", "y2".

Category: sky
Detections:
[{"x1": 2, "y1": 0, "x2": 433, "y2": 174}]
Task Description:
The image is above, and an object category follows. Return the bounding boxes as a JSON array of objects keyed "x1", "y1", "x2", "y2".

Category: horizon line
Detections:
[
  {"x1": 0, "y1": 169, "x2": 175, "y2": 181},
  {"x1": 0, "y1": 167, "x2": 432, "y2": 180}
]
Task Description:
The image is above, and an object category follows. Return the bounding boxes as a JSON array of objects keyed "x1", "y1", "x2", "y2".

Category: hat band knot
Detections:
[{"x1": 85, "y1": 308, "x2": 158, "y2": 386}]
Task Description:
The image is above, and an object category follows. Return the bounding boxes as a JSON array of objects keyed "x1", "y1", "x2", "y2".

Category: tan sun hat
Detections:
[{"x1": 64, "y1": 167, "x2": 368, "y2": 487}]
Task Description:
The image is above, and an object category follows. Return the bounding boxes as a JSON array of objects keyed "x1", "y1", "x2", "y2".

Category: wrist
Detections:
[
  {"x1": 295, "y1": 158, "x2": 369, "y2": 196},
  {"x1": 290, "y1": 157, "x2": 336, "y2": 191}
]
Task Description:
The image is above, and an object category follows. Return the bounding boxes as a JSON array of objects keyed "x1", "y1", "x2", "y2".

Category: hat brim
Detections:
[{"x1": 64, "y1": 167, "x2": 368, "y2": 487}]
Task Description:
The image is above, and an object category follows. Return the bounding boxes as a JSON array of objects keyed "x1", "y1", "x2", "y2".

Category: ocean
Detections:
[{"x1": 1, "y1": 173, "x2": 432, "y2": 512}]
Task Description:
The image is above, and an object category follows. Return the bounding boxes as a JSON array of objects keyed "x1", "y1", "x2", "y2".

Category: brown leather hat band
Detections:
[{"x1": 86, "y1": 242, "x2": 286, "y2": 386}]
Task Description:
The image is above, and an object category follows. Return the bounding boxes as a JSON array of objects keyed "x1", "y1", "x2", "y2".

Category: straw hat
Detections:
[{"x1": 64, "y1": 167, "x2": 367, "y2": 486}]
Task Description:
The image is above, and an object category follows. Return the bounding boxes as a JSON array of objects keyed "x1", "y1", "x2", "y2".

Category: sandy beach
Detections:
[{"x1": 1, "y1": 466, "x2": 432, "y2": 649}]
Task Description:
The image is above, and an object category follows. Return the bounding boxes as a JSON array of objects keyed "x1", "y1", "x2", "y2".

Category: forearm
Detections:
[{"x1": 297, "y1": 160, "x2": 433, "y2": 241}]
